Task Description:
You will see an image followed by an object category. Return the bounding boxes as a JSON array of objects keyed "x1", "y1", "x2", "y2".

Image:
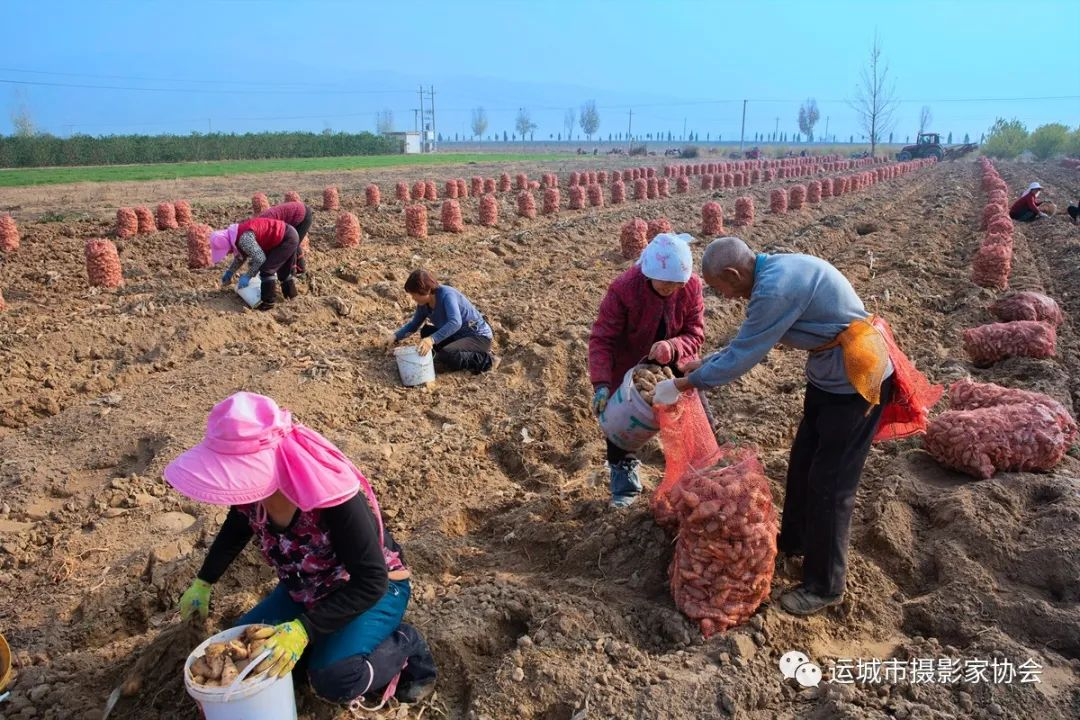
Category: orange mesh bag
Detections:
[
  {"x1": 667, "y1": 452, "x2": 778, "y2": 637},
  {"x1": 651, "y1": 391, "x2": 719, "y2": 527},
  {"x1": 651, "y1": 391, "x2": 777, "y2": 636},
  {"x1": 871, "y1": 317, "x2": 943, "y2": 442}
]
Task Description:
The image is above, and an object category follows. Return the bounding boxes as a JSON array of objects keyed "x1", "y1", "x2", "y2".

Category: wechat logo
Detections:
[{"x1": 779, "y1": 650, "x2": 822, "y2": 688}]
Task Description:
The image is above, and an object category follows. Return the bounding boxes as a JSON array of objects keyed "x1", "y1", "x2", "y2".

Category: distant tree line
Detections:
[{"x1": 0, "y1": 131, "x2": 401, "y2": 168}]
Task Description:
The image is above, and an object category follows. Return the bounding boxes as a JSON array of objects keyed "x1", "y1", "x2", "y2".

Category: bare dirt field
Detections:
[{"x1": 0, "y1": 157, "x2": 1078, "y2": 720}]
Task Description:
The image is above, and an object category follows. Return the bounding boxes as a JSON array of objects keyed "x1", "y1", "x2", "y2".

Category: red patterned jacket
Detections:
[{"x1": 588, "y1": 264, "x2": 706, "y2": 390}]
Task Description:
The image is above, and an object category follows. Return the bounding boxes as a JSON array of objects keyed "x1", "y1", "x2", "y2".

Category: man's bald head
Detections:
[{"x1": 700, "y1": 237, "x2": 757, "y2": 299}]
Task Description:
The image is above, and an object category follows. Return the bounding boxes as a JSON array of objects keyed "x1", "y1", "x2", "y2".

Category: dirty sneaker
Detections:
[
  {"x1": 609, "y1": 458, "x2": 641, "y2": 506},
  {"x1": 610, "y1": 494, "x2": 637, "y2": 509},
  {"x1": 395, "y1": 678, "x2": 436, "y2": 704}
]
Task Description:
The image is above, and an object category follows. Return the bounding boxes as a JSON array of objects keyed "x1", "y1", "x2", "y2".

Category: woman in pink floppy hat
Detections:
[{"x1": 164, "y1": 392, "x2": 437, "y2": 705}]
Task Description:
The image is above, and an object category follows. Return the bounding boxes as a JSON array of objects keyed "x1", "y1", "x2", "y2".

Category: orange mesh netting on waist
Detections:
[{"x1": 870, "y1": 317, "x2": 943, "y2": 442}]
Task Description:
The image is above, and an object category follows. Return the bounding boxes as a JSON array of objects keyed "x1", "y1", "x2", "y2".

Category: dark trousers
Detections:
[
  {"x1": 292, "y1": 205, "x2": 313, "y2": 274},
  {"x1": 419, "y1": 324, "x2": 494, "y2": 373},
  {"x1": 1067, "y1": 205, "x2": 1079, "y2": 222},
  {"x1": 260, "y1": 225, "x2": 300, "y2": 283},
  {"x1": 778, "y1": 375, "x2": 894, "y2": 597},
  {"x1": 1010, "y1": 208, "x2": 1038, "y2": 222},
  {"x1": 308, "y1": 623, "x2": 437, "y2": 704}
]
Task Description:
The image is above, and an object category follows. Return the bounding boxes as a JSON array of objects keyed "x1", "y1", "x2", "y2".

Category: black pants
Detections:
[
  {"x1": 260, "y1": 225, "x2": 300, "y2": 283},
  {"x1": 1068, "y1": 205, "x2": 1079, "y2": 222},
  {"x1": 419, "y1": 324, "x2": 493, "y2": 373},
  {"x1": 778, "y1": 375, "x2": 894, "y2": 597},
  {"x1": 1010, "y1": 208, "x2": 1038, "y2": 222},
  {"x1": 308, "y1": 623, "x2": 437, "y2": 704},
  {"x1": 292, "y1": 205, "x2": 313, "y2": 274}
]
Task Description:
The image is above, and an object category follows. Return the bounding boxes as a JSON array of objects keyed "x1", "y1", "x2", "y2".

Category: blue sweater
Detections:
[
  {"x1": 394, "y1": 285, "x2": 493, "y2": 344},
  {"x1": 688, "y1": 253, "x2": 892, "y2": 394}
]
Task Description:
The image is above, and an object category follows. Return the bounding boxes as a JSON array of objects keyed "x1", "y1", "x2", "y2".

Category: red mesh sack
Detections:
[
  {"x1": 456, "y1": 179, "x2": 468, "y2": 198},
  {"x1": 0, "y1": 287, "x2": 5, "y2": 312},
  {"x1": 971, "y1": 244, "x2": 1011, "y2": 290},
  {"x1": 807, "y1": 181, "x2": 822, "y2": 204},
  {"x1": 471, "y1": 177, "x2": 484, "y2": 197},
  {"x1": 543, "y1": 188, "x2": 560, "y2": 215},
  {"x1": 516, "y1": 173, "x2": 528, "y2": 191},
  {"x1": 0, "y1": 214, "x2": 17, "y2": 252},
  {"x1": 588, "y1": 183, "x2": 604, "y2": 207},
  {"x1": 597, "y1": 171, "x2": 608, "y2": 185},
  {"x1": 440, "y1": 200, "x2": 464, "y2": 233},
  {"x1": 252, "y1": 193, "x2": 271, "y2": 214},
  {"x1": 284, "y1": 191, "x2": 302, "y2": 203},
  {"x1": 620, "y1": 218, "x2": 648, "y2": 259},
  {"x1": 734, "y1": 197, "x2": 754, "y2": 226},
  {"x1": 700, "y1": 175, "x2": 714, "y2": 191},
  {"x1": 963, "y1": 321, "x2": 1056, "y2": 365},
  {"x1": 516, "y1": 191, "x2": 536, "y2": 219},
  {"x1": 646, "y1": 217, "x2": 672, "y2": 240},
  {"x1": 85, "y1": 238, "x2": 123, "y2": 288},
  {"x1": 610, "y1": 181, "x2": 626, "y2": 205},
  {"x1": 769, "y1": 189, "x2": 787, "y2": 214},
  {"x1": 925, "y1": 403, "x2": 1076, "y2": 479},
  {"x1": 498, "y1": 173, "x2": 511, "y2": 192},
  {"x1": 659, "y1": 178, "x2": 670, "y2": 198},
  {"x1": 114, "y1": 209, "x2": 137, "y2": 240},
  {"x1": 411, "y1": 182, "x2": 425, "y2": 201},
  {"x1": 424, "y1": 181, "x2": 437, "y2": 201},
  {"x1": 650, "y1": 392, "x2": 720, "y2": 527},
  {"x1": 134, "y1": 206, "x2": 155, "y2": 234},
  {"x1": 444, "y1": 180, "x2": 459, "y2": 199},
  {"x1": 405, "y1": 205, "x2": 427, "y2": 238},
  {"x1": 323, "y1": 186, "x2": 340, "y2": 211},
  {"x1": 723, "y1": 173, "x2": 734, "y2": 188},
  {"x1": 484, "y1": 178, "x2": 496, "y2": 194},
  {"x1": 819, "y1": 178, "x2": 832, "y2": 199},
  {"x1": 677, "y1": 176, "x2": 690, "y2": 194},
  {"x1": 587, "y1": 172, "x2": 597, "y2": 185},
  {"x1": 479, "y1": 194, "x2": 499, "y2": 227},
  {"x1": 647, "y1": 177, "x2": 659, "y2": 199},
  {"x1": 788, "y1": 185, "x2": 806, "y2": 210},
  {"x1": 633, "y1": 179, "x2": 647, "y2": 200},
  {"x1": 395, "y1": 183, "x2": 409, "y2": 202},
  {"x1": 990, "y1": 291, "x2": 1063, "y2": 326},
  {"x1": 366, "y1": 184, "x2": 381, "y2": 207},
  {"x1": 569, "y1": 171, "x2": 580, "y2": 186},
  {"x1": 701, "y1": 202, "x2": 724, "y2": 236},
  {"x1": 173, "y1": 200, "x2": 193, "y2": 227},
  {"x1": 569, "y1": 186, "x2": 585, "y2": 210},
  {"x1": 336, "y1": 212, "x2": 362, "y2": 247},
  {"x1": 949, "y1": 380, "x2": 1077, "y2": 442},
  {"x1": 186, "y1": 223, "x2": 213, "y2": 269},
  {"x1": 155, "y1": 202, "x2": 178, "y2": 231},
  {"x1": 871, "y1": 317, "x2": 943, "y2": 442}
]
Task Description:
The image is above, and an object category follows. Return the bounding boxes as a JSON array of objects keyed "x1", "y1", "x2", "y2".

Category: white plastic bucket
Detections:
[
  {"x1": 598, "y1": 364, "x2": 660, "y2": 452},
  {"x1": 235, "y1": 276, "x2": 263, "y2": 308},
  {"x1": 184, "y1": 625, "x2": 297, "y2": 720},
  {"x1": 394, "y1": 346, "x2": 436, "y2": 387}
]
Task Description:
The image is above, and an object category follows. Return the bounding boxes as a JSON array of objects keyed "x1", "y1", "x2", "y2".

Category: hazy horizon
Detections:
[{"x1": 3, "y1": 0, "x2": 1078, "y2": 144}]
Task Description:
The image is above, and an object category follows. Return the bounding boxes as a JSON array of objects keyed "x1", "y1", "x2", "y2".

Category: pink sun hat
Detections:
[
  {"x1": 163, "y1": 392, "x2": 362, "y2": 511},
  {"x1": 209, "y1": 224, "x2": 239, "y2": 264}
]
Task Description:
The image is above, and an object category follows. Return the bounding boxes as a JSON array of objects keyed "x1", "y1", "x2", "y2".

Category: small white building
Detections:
[{"x1": 388, "y1": 131, "x2": 422, "y2": 154}]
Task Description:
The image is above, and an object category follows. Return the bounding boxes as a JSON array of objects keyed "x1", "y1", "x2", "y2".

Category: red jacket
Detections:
[
  {"x1": 588, "y1": 265, "x2": 705, "y2": 390},
  {"x1": 259, "y1": 202, "x2": 308, "y2": 226},
  {"x1": 1009, "y1": 192, "x2": 1040, "y2": 217},
  {"x1": 236, "y1": 217, "x2": 287, "y2": 254}
]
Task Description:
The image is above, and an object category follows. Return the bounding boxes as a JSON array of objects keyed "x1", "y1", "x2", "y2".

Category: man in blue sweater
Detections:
[
  {"x1": 390, "y1": 269, "x2": 498, "y2": 374},
  {"x1": 667, "y1": 237, "x2": 894, "y2": 617}
]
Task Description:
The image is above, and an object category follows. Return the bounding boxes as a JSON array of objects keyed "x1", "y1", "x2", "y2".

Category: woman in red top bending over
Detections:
[
  {"x1": 211, "y1": 217, "x2": 299, "y2": 310},
  {"x1": 1009, "y1": 182, "x2": 1049, "y2": 222}
]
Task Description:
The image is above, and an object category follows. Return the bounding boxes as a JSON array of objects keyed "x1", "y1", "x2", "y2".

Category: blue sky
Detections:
[{"x1": 3, "y1": 0, "x2": 1078, "y2": 142}]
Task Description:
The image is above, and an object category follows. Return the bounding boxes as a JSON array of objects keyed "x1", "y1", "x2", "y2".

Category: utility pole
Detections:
[
  {"x1": 418, "y1": 85, "x2": 426, "y2": 152},
  {"x1": 207, "y1": 118, "x2": 212, "y2": 133},
  {"x1": 682, "y1": 117, "x2": 686, "y2": 142},
  {"x1": 412, "y1": 109, "x2": 420, "y2": 133},
  {"x1": 429, "y1": 85, "x2": 436, "y2": 153},
  {"x1": 739, "y1": 99, "x2": 747, "y2": 151},
  {"x1": 824, "y1": 116, "x2": 830, "y2": 145},
  {"x1": 626, "y1": 108, "x2": 633, "y2": 150},
  {"x1": 774, "y1": 117, "x2": 779, "y2": 142}
]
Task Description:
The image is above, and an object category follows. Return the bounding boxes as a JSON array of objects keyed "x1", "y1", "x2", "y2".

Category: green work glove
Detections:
[
  {"x1": 257, "y1": 620, "x2": 309, "y2": 678},
  {"x1": 179, "y1": 578, "x2": 212, "y2": 619},
  {"x1": 592, "y1": 386, "x2": 610, "y2": 415}
]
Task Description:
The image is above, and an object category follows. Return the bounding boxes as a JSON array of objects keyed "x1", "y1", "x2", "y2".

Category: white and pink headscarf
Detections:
[
  {"x1": 637, "y1": 232, "x2": 694, "y2": 283},
  {"x1": 209, "y1": 224, "x2": 240, "y2": 264}
]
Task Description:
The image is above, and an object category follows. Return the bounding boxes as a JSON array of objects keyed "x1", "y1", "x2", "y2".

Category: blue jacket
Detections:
[
  {"x1": 688, "y1": 253, "x2": 892, "y2": 394},
  {"x1": 394, "y1": 285, "x2": 492, "y2": 344}
]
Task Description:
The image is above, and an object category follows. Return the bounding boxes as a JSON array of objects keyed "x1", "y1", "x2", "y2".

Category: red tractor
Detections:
[{"x1": 897, "y1": 133, "x2": 944, "y2": 161}]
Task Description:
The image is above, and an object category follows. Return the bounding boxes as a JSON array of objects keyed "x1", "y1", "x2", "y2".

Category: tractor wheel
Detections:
[
  {"x1": 898, "y1": 151, "x2": 912, "y2": 161},
  {"x1": 931, "y1": 148, "x2": 944, "y2": 160}
]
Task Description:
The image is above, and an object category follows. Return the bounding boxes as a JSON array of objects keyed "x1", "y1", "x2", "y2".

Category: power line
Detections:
[{"x1": 0, "y1": 78, "x2": 413, "y2": 96}]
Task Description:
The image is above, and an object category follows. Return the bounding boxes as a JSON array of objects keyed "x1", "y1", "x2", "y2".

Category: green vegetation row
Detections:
[
  {"x1": 982, "y1": 121, "x2": 1080, "y2": 160},
  {"x1": 0, "y1": 131, "x2": 402, "y2": 169},
  {"x1": 0, "y1": 153, "x2": 566, "y2": 187}
]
